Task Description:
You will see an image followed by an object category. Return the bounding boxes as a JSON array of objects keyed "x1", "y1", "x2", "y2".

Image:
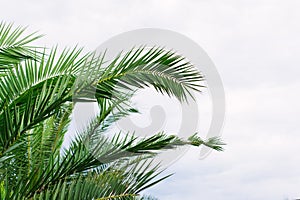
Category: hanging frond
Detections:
[{"x1": 95, "y1": 46, "x2": 205, "y2": 102}]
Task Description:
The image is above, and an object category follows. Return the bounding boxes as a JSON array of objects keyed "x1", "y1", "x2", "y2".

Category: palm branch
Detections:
[{"x1": 0, "y1": 22, "x2": 43, "y2": 76}]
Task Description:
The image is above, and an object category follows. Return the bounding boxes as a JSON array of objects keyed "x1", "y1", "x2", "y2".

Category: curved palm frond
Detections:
[
  {"x1": 27, "y1": 160, "x2": 164, "y2": 200},
  {"x1": 95, "y1": 46, "x2": 205, "y2": 102}
]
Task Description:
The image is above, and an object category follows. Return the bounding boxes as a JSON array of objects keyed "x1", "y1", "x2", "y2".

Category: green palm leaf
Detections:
[
  {"x1": 0, "y1": 22, "x2": 43, "y2": 75},
  {"x1": 95, "y1": 46, "x2": 204, "y2": 102}
]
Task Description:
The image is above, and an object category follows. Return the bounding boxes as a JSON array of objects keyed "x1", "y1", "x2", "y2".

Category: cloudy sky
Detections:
[{"x1": 2, "y1": 0, "x2": 300, "y2": 199}]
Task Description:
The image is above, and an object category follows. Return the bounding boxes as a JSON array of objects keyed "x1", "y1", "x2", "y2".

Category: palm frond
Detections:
[
  {"x1": 27, "y1": 160, "x2": 164, "y2": 200},
  {"x1": 95, "y1": 46, "x2": 205, "y2": 102},
  {"x1": 0, "y1": 22, "x2": 43, "y2": 73}
]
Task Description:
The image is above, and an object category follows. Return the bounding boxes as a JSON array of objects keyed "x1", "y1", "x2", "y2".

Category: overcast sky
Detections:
[{"x1": 2, "y1": 0, "x2": 300, "y2": 199}]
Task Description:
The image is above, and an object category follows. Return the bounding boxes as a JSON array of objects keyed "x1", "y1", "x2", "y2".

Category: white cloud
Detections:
[{"x1": 147, "y1": 83, "x2": 300, "y2": 199}]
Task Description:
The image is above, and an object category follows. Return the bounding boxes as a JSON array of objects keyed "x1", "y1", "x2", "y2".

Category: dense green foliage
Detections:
[{"x1": 0, "y1": 22, "x2": 224, "y2": 200}]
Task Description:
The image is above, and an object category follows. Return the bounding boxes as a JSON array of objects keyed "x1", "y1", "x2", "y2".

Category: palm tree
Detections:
[{"x1": 0, "y1": 22, "x2": 224, "y2": 200}]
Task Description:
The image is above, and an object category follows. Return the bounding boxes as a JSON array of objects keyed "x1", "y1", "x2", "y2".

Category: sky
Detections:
[{"x1": 2, "y1": 0, "x2": 300, "y2": 199}]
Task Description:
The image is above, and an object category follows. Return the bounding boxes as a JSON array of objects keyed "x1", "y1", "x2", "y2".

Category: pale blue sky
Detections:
[{"x1": 2, "y1": 0, "x2": 300, "y2": 199}]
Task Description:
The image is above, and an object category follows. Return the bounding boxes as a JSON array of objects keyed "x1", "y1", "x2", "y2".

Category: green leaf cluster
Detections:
[{"x1": 0, "y1": 22, "x2": 224, "y2": 200}]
